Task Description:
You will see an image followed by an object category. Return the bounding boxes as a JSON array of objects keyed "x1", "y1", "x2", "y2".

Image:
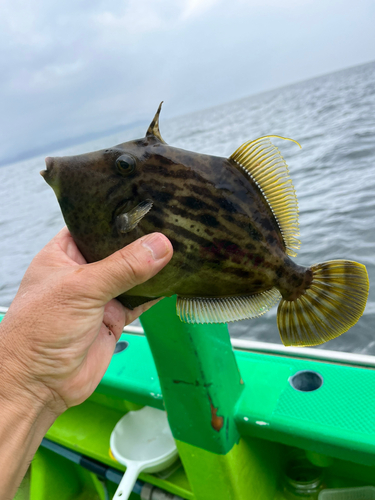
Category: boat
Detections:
[{"x1": 3, "y1": 297, "x2": 375, "y2": 500}]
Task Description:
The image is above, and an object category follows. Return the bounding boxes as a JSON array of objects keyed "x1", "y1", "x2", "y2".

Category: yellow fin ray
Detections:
[
  {"x1": 177, "y1": 288, "x2": 281, "y2": 324},
  {"x1": 277, "y1": 260, "x2": 369, "y2": 347},
  {"x1": 230, "y1": 136, "x2": 301, "y2": 257}
]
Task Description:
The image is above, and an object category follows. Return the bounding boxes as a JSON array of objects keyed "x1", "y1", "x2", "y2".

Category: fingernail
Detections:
[{"x1": 142, "y1": 233, "x2": 170, "y2": 260}]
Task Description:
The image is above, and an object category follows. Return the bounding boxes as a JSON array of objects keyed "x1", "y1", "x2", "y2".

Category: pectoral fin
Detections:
[{"x1": 116, "y1": 200, "x2": 153, "y2": 233}]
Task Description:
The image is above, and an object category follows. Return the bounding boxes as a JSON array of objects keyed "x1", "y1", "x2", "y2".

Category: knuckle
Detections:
[{"x1": 49, "y1": 269, "x2": 87, "y2": 307}]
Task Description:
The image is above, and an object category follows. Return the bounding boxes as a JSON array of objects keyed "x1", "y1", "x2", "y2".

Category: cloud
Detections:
[
  {"x1": 181, "y1": 0, "x2": 221, "y2": 20},
  {"x1": 0, "y1": 0, "x2": 374, "y2": 165},
  {"x1": 93, "y1": 2, "x2": 165, "y2": 38}
]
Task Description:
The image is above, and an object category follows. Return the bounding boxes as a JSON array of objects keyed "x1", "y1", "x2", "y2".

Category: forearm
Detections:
[
  {"x1": 0, "y1": 398, "x2": 56, "y2": 499},
  {"x1": 0, "y1": 322, "x2": 57, "y2": 499}
]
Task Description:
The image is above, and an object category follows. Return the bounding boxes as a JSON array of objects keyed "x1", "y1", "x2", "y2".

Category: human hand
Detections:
[{"x1": 0, "y1": 227, "x2": 173, "y2": 417}]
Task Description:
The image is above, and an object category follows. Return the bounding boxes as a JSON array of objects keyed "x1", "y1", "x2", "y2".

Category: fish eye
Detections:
[{"x1": 116, "y1": 154, "x2": 136, "y2": 175}]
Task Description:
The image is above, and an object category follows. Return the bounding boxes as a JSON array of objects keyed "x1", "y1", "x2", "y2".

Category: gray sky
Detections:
[{"x1": 1, "y1": 0, "x2": 374, "y2": 165}]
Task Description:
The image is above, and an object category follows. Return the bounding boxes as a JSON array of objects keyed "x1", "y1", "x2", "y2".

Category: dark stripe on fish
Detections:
[
  {"x1": 106, "y1": 182, "x2": 125, "y2": 202},
  {"x1": 165, "y1": 205, "x2": 241, "y2": 239},
  {"x1": 146, "y1": 187, "x2": 174, "y2": 204},
  {"x1": 175, "y1": 196, "x2": 216, "y2": 212},
  {"x1": 141, "y1": 178, "x2": 184, "y2": 194},
  {"x1": 221, "y1": 213, "x2": 264, "y2": 242},
  {"x1": 168, "y1": 237, "x2": 188, "y2": 253},
  {"x1": 163, "y1": 222, "x2": 214, "y2": 248},
  {"x1": 143, "y1": 164, "x2": 197, "y2": 180}
]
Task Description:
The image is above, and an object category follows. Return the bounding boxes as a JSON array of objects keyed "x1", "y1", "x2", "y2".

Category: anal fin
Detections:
[{"x1": 177, "y1": 288, "x2": 281, "y2": 324}]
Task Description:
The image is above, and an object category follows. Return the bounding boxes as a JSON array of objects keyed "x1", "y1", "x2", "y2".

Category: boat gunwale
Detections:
[{"x1": 1, "y1": 306, "x2": 374, "y2": 368}]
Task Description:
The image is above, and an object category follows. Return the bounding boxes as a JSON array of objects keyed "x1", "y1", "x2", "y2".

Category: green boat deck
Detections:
[
  {"x1": 2, "y1": 301, "x2": 375, "y2": 499},
  {"x1": 98, "y1": 332, "x2": 375, "y2": 467},
  {"x1": 37, "y1": 331, "x2": 375, "y2": 499}
]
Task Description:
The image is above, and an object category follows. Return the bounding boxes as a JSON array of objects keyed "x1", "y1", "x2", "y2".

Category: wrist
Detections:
[
  {"x1": 0, "y1": 323, "x2": 58, "y2": 498},
  {"x1": 0, "y1": 383, "x2": 57, "y2": 500},
  {"x1": 0, "y1": 382, "x2": 56, "y2": 440},
  {"x1": 0, "y1": 319, "x2": 63, "y2": 420}
]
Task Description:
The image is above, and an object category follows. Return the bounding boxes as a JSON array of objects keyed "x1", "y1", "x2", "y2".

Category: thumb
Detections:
[{"x1": 82, "y1": 233, "x2": 173, "y2": 304}]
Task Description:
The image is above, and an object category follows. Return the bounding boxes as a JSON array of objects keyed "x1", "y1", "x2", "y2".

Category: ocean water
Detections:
[{"x1": 1, "y1": 62, "x2": 374, "y2": 354}]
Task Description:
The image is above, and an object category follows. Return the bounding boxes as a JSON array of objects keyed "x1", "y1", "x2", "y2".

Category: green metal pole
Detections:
[{"x1": 141, "y1": 297, "x2": 280, "y2": 500}]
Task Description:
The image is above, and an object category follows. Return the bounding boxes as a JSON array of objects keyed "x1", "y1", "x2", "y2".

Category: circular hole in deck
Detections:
[
  {"x1": 114, "y1": 340, "x2": 129, "y2": 354},
  {"x1": 289, "y1": 370, "x2": 323, "y2": 392}
]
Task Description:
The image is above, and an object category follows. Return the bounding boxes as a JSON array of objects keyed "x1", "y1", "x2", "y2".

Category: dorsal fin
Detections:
[
  {"x1": 230, "y1": 136, "x2": 301, "y2": 257},
  {"x1": 146, "y1": 102, "x2": 166, "y2": 143}
]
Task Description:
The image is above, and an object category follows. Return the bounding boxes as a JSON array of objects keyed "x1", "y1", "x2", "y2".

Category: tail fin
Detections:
[{"x1": 277, "y1": 260, "x2": 369, "y2": 347}]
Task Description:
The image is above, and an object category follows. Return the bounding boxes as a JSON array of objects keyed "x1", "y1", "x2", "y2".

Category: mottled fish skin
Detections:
[
  {"x1": 41, "y1": 104, "x2": 370, "y2": 347},
  {"x1": 42, "y1": 132, "x2": 308, "y2": 308}
]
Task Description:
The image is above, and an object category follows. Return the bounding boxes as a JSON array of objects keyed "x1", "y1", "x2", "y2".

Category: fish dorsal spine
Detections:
[
  {"x1": 146, "y1": 102, "x2": 166, "y2": 144},
  {"x1": 230, "y1": 136, "x2": 301, "y2": 257}
]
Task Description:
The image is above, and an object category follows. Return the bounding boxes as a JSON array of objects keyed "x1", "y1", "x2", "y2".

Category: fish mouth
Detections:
[{"x1": 40, "y1": 157, "x2": 54, "y2": 182}]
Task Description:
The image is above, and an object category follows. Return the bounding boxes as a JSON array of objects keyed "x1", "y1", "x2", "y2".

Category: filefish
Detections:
[{"x1": 41, "y1": 103, "x2": 369, "y2": 346}]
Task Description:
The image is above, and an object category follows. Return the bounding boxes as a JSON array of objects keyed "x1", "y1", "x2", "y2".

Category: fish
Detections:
[{"x1": 41, "y1": 103, "x2": 369, "y2": 347}]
